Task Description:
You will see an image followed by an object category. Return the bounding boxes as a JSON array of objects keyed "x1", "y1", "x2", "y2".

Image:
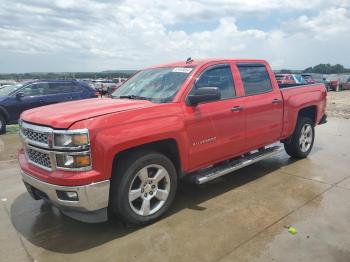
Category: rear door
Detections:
[
  {"x1": 184, "y1": 63, "x2": 246, "y2": 170},
  {"x1": 236, "y1": 63, "x2": 283, "y2": 150},
  {"x1": 67, "y1": 82, "x2": 86, "y2": 100},
  {"x1": 40, "y1": 82, "x2": 69, "y2": 105}
]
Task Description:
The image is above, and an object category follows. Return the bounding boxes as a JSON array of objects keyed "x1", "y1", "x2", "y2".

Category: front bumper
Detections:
[{"x1": 21, "y1": 170, "x2": 110, "y2": 223}]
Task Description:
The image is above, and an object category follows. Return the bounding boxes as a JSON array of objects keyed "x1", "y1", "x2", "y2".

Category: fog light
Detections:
[{"x1": 56, "y1": 190, "x2": 79, "y2": 201}]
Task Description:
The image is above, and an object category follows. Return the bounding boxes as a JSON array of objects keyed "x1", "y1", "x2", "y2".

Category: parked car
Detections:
[
  {"x1": 0, "y1": 80, "x2": 98, "y2": 134},
  {"x1": 340, "y1": 76, "x2": 350, "y2": 90},
  {"x1": 302, "y1": 73, "x2": 331, "y2": 91},
  {"x1": 18, "y1": 59, "x2": 327, "y2": 225},
  {"x1": 328, "y1": 75, "x2": 350, "y2": 91},
  {"x1": 275, "y1": 74, "x2": 307, "y2": 87},
  {"x1": 92, "y1": 80, "x2": 120, "y2": 95},
  {"x1": 107, "y1": 82, "x2": 123, "y2": 96}
]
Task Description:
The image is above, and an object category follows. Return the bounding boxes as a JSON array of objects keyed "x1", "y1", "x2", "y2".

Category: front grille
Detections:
[
  {"x1": 22, "y1": 128, "x2": 49, "y2": 144},
  {"x1": 26, "y1": 148, "x2": 52, "y2": 170}
]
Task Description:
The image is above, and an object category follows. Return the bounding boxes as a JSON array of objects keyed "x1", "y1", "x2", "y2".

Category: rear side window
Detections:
[
  {"x1": 237, "y1": 64, "x2": 272, "y2": 95},
  {"x1": 70, "y1": 83, "x2": 83, "y2": 92},
  {"x1": 46, "y1": 83, "x2": 71, "y2": 94}
]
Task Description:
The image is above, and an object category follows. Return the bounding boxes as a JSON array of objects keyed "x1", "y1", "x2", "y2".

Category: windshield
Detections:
[
  {"x1": 0, "y1": 84, "x2": 23, "y2": 96},
  {"x1": 112, "y1": 66, "x2": 194, "y2": 103}
]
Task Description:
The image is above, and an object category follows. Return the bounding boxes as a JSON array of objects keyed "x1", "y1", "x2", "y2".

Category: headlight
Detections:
[
  {"x1": 53, "y1": 129, "x2": 89, "y2": 149},
  {"x1": 56, "y1": 153, "x2": 91, "y2": 170}
]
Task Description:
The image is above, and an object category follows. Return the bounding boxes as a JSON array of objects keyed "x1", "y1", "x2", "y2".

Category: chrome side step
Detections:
[{"x1": 191, "y1": 146, "x2": 283, "y2": 184}]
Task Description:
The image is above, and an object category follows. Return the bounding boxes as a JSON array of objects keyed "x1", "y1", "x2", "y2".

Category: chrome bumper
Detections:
[{"x1": 21, "y1": 170, "x2": 110, "y2": 223}]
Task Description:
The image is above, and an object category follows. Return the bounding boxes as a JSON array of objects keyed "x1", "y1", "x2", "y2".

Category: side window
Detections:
[
  {"x1": 193, "y1": 65, "x2": 235, "y2": 99},
  {"x1": 46, "y1": 83, "x2": 77, "y2": 94},
  {"x1": 237, "y1": 64, "x2": 273, "y2": 96},
  {"x1": 70, "y1": 83, "x2": 83, "y2": 92},
  {"x1": 21, "y1": 83, "x2": 49, "y2": 96}
]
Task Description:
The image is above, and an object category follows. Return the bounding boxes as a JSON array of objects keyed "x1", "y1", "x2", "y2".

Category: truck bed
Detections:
[
  {"x1": 278, "y1": 83, "x2": 308, "y2": 89},
  {"x1": 280, "y1": 83, "x2": 327, "y2": 138}
]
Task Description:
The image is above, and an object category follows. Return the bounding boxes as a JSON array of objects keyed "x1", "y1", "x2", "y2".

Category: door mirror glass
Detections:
[{"x1": 187, "y1": 87, "x2": 221, "y2": 105}]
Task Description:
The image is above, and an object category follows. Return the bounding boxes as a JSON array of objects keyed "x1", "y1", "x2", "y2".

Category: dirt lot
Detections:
[
  {"x1": 327, "y1": 90, "x2": 350, "y2": 119},
  {"x1": 0, "y1": 117, "x2": 350, "y2": 262}
]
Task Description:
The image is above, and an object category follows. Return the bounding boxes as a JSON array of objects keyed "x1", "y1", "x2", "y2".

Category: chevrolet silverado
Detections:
[{"x1": 18, "y1": 58, "x2": 327, "y2": 225}]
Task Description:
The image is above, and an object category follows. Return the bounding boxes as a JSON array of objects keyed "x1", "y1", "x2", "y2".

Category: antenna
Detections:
[{"x1": 186, "y1": 57, "x2": 193, "y2": 63}]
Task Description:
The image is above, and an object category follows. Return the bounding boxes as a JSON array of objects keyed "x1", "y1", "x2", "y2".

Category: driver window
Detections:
[
  {"x1": 193, "y1": 65, "x2": 235, "y2": 99},
  {"x1": 21, "y1": 83, "x2": 49, "y2": 96}
]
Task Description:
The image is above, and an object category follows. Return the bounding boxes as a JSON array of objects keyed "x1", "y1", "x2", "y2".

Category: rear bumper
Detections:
[
  {"x1": 319, "y1": 114, "x2": 328, "y2": 125},
  {"x1": 21, "y1": 170, "x2": 110, "y2": 223}
]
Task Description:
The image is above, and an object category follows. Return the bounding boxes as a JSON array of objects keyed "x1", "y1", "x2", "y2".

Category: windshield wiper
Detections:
[{"x1": 118, "y1": 95, "x2": 149, "y2": 100}]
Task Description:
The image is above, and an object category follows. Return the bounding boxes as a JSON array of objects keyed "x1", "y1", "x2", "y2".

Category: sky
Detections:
[{"x1": 0, "y1": 0, "x2": 350, "y2": 73}]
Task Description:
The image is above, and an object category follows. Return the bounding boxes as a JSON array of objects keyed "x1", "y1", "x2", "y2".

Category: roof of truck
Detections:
[{"x1": 147, "y1": 58, "x2": 268, "y2": 69}]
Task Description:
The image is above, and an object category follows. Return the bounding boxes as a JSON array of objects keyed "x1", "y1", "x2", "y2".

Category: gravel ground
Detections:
[{"x1": 327, "y1": 90, "x2": 350, "y2": 119}]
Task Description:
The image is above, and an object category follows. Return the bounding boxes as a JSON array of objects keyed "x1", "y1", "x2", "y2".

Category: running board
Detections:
[{"x1": 190, "y1": 146, "x2": 283, "y2": 184}]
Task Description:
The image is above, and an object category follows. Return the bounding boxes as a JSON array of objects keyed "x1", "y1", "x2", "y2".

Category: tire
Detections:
[
  {"x1": 0, "y1": 114, "x2": 6, "y2": 135},
  {"x1": 284, "y1": 117, "x2": 315, "y2": 158},
  {"x1": 109, "y1": 151, "x2": 177, "y2": 226}
]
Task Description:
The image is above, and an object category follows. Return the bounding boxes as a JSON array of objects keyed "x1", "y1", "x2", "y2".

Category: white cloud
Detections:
[
  {"x1": 295, "y1": 7, "x2": 350, "y2": 36},
  {"x1": 0, "y1": 0, "x2": 349, "y2": 72}
]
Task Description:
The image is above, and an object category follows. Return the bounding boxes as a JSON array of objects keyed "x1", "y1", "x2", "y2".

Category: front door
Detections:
[
  {"x1": 184, "y1": 64, "x2": 246, "y2": 171},
  {"x1": 10, "y1": 83, "x2": 49, "y2": 120}
]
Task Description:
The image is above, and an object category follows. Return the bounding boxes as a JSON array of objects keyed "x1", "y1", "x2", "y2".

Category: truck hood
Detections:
[{"x1": 21, "y1": 98, "x2": 153, "y2": 128}]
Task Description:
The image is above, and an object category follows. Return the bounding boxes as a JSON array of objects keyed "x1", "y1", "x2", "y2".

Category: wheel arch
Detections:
[
  {"x1": 298, "y1": 105, "x2": 317, "y2": 124},
  {"x1": 111, "y1": 138, "x2": 181, "y2": 178}
]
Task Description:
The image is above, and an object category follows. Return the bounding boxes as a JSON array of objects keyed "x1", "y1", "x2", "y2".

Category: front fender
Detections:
[{"x1": 99, "y1": 116, "x2": 187, "y2": 180}]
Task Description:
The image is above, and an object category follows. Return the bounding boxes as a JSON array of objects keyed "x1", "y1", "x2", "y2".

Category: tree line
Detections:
[{"x1": 278, "y1": 64, "x2": 350, "y2": 75}]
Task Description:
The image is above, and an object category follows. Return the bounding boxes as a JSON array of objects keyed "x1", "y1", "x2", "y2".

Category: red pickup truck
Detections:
[{"x1": 18, "y1": 59, "x2": 327, "y2": 225}]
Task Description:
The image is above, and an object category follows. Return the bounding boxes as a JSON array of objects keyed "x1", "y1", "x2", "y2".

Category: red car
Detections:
[
  {"x1": 275, "y1": 74, "x2": 307, "y2": 86},
  {"x1": 301, "y1": 74, "x2": 316, "y2": 84},
  {"x1": 329, "y1": 75, "x2": 350, "y2": 91},
  {"x1": 19, "y1": 58, "x2": 327, "y2": 225},
  {"x1": 340, "y1": 76, "x2": 350, "y2": 90}
]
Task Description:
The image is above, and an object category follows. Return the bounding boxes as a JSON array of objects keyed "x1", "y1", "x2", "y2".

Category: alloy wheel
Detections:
[
  {"x1": 299, "y1": 123, "x2": 313, "y2": 152},
  {"x1": 128, "y1": 164, "x2": 170, "y2": 216}
]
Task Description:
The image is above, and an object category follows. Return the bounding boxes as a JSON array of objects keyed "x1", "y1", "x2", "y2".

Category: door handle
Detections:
[
  {"x1": 272, "y1": 99, "x2": 282, "y2": 104},
  {"x1": 231, "y1": 106, "x2": 243, "y2": 112},
  {"x1": 39, "y1": 99, "x2": 45, "y2": 103}
]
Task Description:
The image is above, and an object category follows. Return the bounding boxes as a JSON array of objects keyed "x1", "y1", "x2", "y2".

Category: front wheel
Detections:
[
  {"x1": 284, "y1": 117, "x2": 315, "y2": 158},
  {"x1": 109, "y1": 151, "x2": 177, "y2": 225}
]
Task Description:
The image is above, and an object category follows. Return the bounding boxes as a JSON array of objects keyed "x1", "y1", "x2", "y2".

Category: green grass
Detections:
[{"x1": 6, "y1": 124, "x2": 19, "y2": 134}]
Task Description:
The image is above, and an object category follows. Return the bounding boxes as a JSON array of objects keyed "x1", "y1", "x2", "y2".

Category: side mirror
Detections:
[
  {"x1": 187, "y1": 87, "x2": 221, "y2": 105},
  {"x1": 16, "y1": 93, "x2": 25, "y2": 100}
]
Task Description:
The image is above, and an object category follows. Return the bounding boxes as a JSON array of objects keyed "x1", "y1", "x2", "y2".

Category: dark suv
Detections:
[{"x1": 0, "y1": 80, "x2": 98, "y2": 134}]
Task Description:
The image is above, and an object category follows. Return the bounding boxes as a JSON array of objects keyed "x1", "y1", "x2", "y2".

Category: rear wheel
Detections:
[
  {"x1": 109, "y1": 151, "x2": 177, "y2": 225},
  {"x1": 284, "y1": 117, "x2": 315, "y2": 158},
  {"x1": 0, "y1": 114, "x2": 6, "y2": 135}
]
